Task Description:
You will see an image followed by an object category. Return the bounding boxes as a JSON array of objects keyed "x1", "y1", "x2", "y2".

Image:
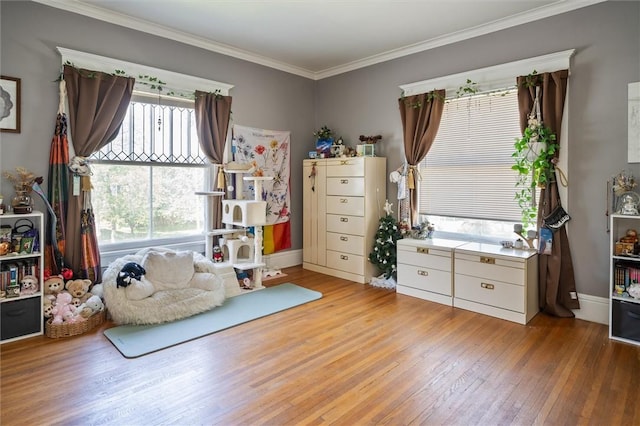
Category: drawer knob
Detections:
[
  {"x1": 340, "y1": 236, "x2": 348, "y2": 241},
  {"x1": 481, "y1": 282, "x2": 495, "y2": 290},
  {"x1": 340, "y1": 255, "x2": 349, "y2": 260},
  {"x1": 417, "y1": 247, "x2": 429, "y2": 254},
  {"x1": 480, "y1": 256, "x2": 495, "y2": 264},
  {"x1": 340, "y1": 198, "x2": 348, "y2": 203},
  {"x1": 340, "y1": 179, "x2": 349, "y2": 184},
  {"x1": 417, "y1": 270, "x2": 429, "y2": 276},
  {"x1": 340, "y1": 217, "x2": 349, "y2": 222},
  {"x1": 340, "y1": 160, "x2": 348, "y2": 165}
]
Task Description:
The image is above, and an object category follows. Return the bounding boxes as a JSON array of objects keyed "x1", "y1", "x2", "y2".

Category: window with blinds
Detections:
[{"x1": 419, "y1": 88, "x2": 529, "y2": 240}]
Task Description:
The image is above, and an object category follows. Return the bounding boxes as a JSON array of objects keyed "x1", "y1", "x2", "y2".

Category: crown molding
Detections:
[
  {"x1": 34, "y1": 0, "x2": 317, "y2": 80},
  {"x1": 35, "y1": 0, "x2": 606, "y2": 81},
  {"x1": 316, "y1": 0, "x2": 605, "y2": 79}
]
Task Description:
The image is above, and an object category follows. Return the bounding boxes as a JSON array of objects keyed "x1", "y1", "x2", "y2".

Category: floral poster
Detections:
[{"x1": 232, "y1": 124, "x2": 291, "y2": 253}]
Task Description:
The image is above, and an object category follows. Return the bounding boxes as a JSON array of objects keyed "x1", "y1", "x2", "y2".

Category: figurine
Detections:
[{"x1": 618, "y1": 193, "x2": 639, "y2": 215}]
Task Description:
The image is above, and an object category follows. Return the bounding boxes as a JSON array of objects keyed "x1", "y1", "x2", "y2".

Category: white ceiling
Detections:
[{"x1": 35, "y1": 0, "x2": 605, "y2": 80}]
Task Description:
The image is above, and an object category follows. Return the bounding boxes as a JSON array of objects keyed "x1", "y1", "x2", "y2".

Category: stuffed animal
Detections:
[
  {"x1": 90, "y1": 283, "x2": 104, "y2": 298},
  {"x1": 76, "y1": 295, "x2": 104, "y2": 319},
  {"x1": 20, "y1": 274, "x2": 39, "y2": 295},
  {"x1": 51, "y1": 292, "x2": 76, "y2": 324},
  {"x1": 43, "y1": 295, "x2": 55, "y2": 319},
  {"x1": 65, "y1": 278, "x2": 92, "y2": 301},
  {"x1": 117, "y1": 262, "x2": 146, "y2": 288},
  {"x1": 212, "y1": 245, "x2": 224, "y2": 263},
  {"x1": 43, "y1": 275, "x2": 65, "y2": 296}
]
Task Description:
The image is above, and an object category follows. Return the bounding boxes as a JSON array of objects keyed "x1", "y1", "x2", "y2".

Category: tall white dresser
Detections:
[{"x1": 303, "y1": 157, "x2": 386, "y2": 283}]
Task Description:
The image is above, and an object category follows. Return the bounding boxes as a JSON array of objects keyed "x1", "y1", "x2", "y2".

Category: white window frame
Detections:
[
  {"x1": 57, "y1": 47, "x2": 234, "y2": 264},
  {"x1": 399, "y1": 49, "x2": 573, "y2": 240}
]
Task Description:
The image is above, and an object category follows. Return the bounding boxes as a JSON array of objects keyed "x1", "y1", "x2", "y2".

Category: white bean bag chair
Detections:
[{"x1": 103, "y1": 248, "x2": 226, "y2": 325}]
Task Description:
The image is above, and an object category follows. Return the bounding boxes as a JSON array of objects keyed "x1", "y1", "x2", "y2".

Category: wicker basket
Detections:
[{"x1": 45, "y1": 309, "x2": 106, "y2": 339}]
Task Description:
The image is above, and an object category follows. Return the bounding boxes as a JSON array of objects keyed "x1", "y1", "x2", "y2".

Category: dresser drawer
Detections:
[
  {"x1": 326, "y1": 177, "x2": 364, "y2": 196},
  {"x1": 326, "y1": 232, "x2": 364, "y2": 255},
  {"x1": 326, "y1": 250, "x2": 364, "y2": 275},
  {"x1": 326, "y1": 214, "x2": 365, "y2": 235},
  {"x1": 455, "y1": 273, "x2": 524, "y2": 313},
  {"x1": 455, "y1": 254, "x2": 525, "y2": 286},
  {"x1": 326, "y1": 196, "x2": 364, "y2": 216},
  {"x1": 398, "y1": 264, "x2": 452, "y2": 296},
  {"x1": 326, "y1": 158, "x2": 364, "y2": 177},
  {"x1": 397, "y1": 245, "x2": 452, "y2": 271}
]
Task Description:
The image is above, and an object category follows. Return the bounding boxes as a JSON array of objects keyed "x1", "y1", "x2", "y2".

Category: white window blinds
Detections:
[{"x1": 419, "y1": 89, "x2": 526, "y2": 222}]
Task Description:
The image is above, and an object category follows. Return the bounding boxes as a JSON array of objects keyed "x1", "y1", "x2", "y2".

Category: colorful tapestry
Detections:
[{"x1": 232, "y1": 125, "x2": 291, "y2": 254}]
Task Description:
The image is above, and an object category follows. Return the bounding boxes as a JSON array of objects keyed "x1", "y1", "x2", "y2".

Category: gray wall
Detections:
[
  {"x1": 316, "y1": 1, "x2": 640, "y2": 299},
  {"x1": 2, "y1": 1, "x2": 639, "y2": 299}
]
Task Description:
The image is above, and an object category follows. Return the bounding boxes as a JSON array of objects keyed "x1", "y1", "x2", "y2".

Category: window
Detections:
[
  {"x1": 57, "y1": 47, "x2": 234, "y2": 262},
  {"x1": 90, "y1": 94, "x2": 209, "y2": 252},
  {"x1": 418, "y1": 89, "x2": 524, "y2": 242},
  {"x1": 400, "y1": 49, "x2": 574, "y2": 243}
]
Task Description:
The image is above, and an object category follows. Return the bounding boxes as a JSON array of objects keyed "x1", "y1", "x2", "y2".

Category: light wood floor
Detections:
[{"x1": 1, "y1": 266, "x2": 639, "y2": 425}]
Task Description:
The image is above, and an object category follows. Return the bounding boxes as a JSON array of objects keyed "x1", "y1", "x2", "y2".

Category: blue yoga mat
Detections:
[{"x1": 104, "y1": 283, "x2": 322, "y2": 358}]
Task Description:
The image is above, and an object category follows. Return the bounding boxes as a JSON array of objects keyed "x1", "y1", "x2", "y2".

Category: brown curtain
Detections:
[
  {"x1": 63, "y1": 65, "x2": 134, "y2": 282},
  {"x1": 398, "y1": 90, "x2": 445, "y2": 225},
  {"x1": 516, "y1": 70, "x2": 579, "y2": 317},
  {"x1": 194, "y1": 91, "x2": 233, "y2": 240}
]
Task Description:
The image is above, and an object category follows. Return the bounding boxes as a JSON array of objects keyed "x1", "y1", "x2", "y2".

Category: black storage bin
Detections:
[
  {"x1": 1, "y1": 297, "x2": 41, "y2": 340},
  {"x1": 611, "y1": 299, "x2": 640, "y2": 343}
]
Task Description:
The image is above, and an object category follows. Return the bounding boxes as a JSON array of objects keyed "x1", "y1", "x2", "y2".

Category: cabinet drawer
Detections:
[
  {"x1": 326, "y1": 214, "x2": 365, "y2": 235},
  {"x1": 455, "y1": 256, "x2": 525, "y2": 286},
  {"x1": 398, "y1": 264, "x2": 452, "y2": 296},
  {"x1": 326, "y1": 177, "x2": 364, "y2": 196},
  {"x1": 326, "y1": 196, "x2": 364, "y2": 216},
  {"x1": 326, "y1": 232, "x2": 364, "y2": 255},
  {"x1": 397, "y1": 246, "x2": 452, "y2": 271},
  {"x1": 326, "y1": 250, "x2": 364, "y2": 275},
  {"x1": 326, "y1": 158, "x2": 364, "y2": 177},
  {"x1": 1, "y1": 297, "x2": 41, "y2": 341},
  {"x1": 455, "y1": 273, "x2": 524, "y2": 313}
]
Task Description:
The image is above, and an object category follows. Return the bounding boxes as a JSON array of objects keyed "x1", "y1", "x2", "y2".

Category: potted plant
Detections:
[
  {"x1": 512, "y1": 114, "x2": 558, "y2": 229},
  {"x1": 314, "y1": 125, "x2": 334, "y2": 156}
]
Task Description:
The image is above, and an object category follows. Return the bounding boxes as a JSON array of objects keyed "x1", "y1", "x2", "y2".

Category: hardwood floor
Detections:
[{"x1": 1, "y1": 266, "x2": 639, "y2": 425}]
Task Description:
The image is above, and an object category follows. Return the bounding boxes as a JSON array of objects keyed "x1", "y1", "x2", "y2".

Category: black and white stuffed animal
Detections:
[{"x1": 116, "y1": 262, "x2": 146, "y2": 288}]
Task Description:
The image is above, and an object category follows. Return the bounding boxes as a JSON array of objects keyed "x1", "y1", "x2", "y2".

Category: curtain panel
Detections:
[
  {"x1": 398, "y1": 90, "x2": 446, "y2": 225},
  {"x1": 194, "y1": 91, "x2": 233, "y2": 244},
  {"x1": 516, "y1": 69, "x2": 579, "y2": 317},
  {"x1": 63, "y1": 65, "x2": 134, "y2": 283}
]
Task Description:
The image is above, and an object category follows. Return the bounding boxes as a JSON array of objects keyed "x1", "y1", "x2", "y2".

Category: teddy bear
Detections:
[
  {"x1": 75, "y1": 295, "x2": 104, "y2": 319},
  {"x1": 65, "y1": 279, "x2": 92, "y2": 303},
  {"x1": 20, "y1": 274, "x2": 39, "y2": 295},
  {"x1": 51, "y1": 292, "x2": 76, "y2": 324},
  {"x1": 44, "y1": 275, "x2": 65, "y2": 297}
]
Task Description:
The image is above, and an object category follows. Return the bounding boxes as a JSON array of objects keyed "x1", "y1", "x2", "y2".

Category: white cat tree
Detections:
[{"x1": 197, "y1": 167, "x2": 272, "y2": 292}]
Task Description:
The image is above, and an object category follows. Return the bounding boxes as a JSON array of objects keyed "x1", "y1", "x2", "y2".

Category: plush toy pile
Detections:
[{"x1": 43, "y1": 274, "x2": 104, "y2": 325}]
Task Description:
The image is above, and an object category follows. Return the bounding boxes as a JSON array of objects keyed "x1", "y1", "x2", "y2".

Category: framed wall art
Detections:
[{"x1": 0, "y1": 76, "x2": 21, "y2": 133}]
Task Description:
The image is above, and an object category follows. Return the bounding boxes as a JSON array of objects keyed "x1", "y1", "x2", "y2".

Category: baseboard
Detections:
[
  {"x1": 572, "y1": 293, "x2": 609, "y2": 325},
  {"x1": 263, "y1": 249, "x2": 303, "y2": 270}
]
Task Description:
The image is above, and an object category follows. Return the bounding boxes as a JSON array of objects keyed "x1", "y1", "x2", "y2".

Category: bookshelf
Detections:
[
  {"x1": 609, "y1": 214, "x2": 640, "y2": 346},
  {"x1": 1, "y1": 211, "x2": 44, "y2": 343}
]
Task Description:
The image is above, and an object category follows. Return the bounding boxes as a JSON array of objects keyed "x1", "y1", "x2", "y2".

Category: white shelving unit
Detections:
[
  {"x1": 196, "y1": 170, "x2": 272, "y2": 292},
  {"x1": 609, "y1": 214, "x2": 640, "y2": 346},
  {"x1": 1, "y1": 211, "x2": 44, "y2": 343}
]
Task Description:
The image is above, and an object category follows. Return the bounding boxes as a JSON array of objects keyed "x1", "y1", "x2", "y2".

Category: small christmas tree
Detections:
[{"x1": 369, "y1": 200, "x2": 403, "y2": 280}]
